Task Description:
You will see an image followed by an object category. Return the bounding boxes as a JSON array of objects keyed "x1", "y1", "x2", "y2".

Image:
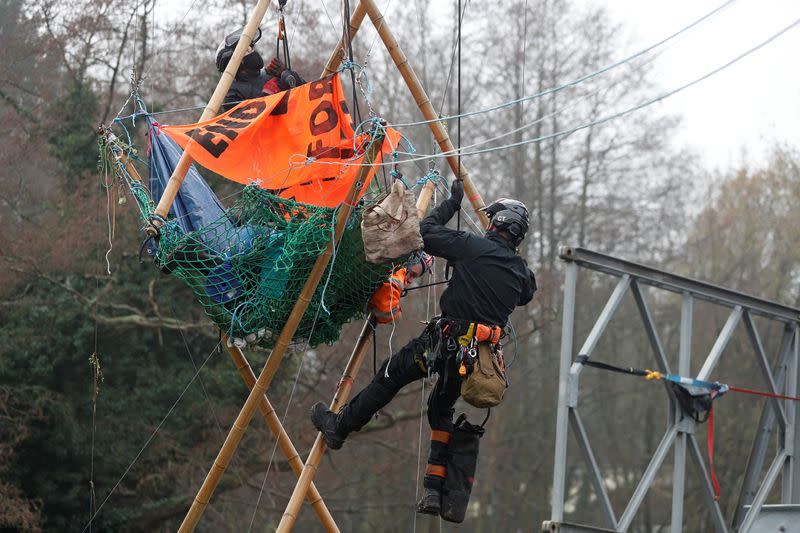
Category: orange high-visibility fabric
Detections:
[
  {"x1": 425, "y1": 464, "x2": 447, "y2": 478},
  {"x1": 161, "y1": 74, "x2": 400, "y2": 207},
  {"x1": 431, "y1": 430, "x2": 451, "y2": 444},
  {"x1": 368, "y1": 268, "x2": 409, "y2": 324}
]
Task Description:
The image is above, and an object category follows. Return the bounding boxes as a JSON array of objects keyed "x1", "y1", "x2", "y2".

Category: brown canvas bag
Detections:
[
  {"x1": 361, "y1": 180, "x2": 423, "y2": 264},
  {"x1": 460, "y1": 343, "x2": 506, "y2": 408}
]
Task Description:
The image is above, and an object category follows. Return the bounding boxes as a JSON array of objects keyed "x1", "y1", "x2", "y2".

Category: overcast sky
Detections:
[
  {"x1": 600, "y1": 0, "x2": 800, "y2": 171},
  {"x1": 164, "y1": 0, "x2": 800, "y2": 172}
]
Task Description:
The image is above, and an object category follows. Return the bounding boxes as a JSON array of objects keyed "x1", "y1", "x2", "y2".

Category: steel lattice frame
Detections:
[{"x1": 544, "y1": 247, "x2": 800, "y2": 533}]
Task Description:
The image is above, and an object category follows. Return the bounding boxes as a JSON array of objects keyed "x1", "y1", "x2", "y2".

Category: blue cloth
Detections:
[{"x1": 147, "y1": 117, "x2": 228, "y2": 236}]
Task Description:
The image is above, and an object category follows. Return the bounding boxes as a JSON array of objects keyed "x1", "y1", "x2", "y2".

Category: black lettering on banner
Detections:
[
  {"x1": 269, "y1": 90, "x2": 291, "y2": 116},
  {"x1": 216, "y1": 118, "x2": 251, "y2": 130},
  {"x1": 204, "y1": 124, "x2": 239, "y2": 142},
  {"x1": 309, "y1": 100, "x2": 338, "y2": 135},
  {"x1": 339, "y1": 100, "x2": 356, "y2": 131},
  {"x1": 308, "y1": 78, "x2": 334, "y2": 100},
  {"x1": 229, "y1": 100, "x2": 267, "y2": 120},
  {"x1": 307, "y1": 139, "x2": 340, "y2": 159},
  {"x1": 186, "y1": 128, "x2": 229, "y2": 158}
]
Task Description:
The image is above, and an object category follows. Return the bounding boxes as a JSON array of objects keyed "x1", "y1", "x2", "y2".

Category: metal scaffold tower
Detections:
[{"x1": 544, "y1": 246, "x2": 800, "y2": 533}]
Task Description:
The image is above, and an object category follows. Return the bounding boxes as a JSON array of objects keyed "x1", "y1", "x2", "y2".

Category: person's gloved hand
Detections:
[
  {"x1": 450, "y1": 178, "x2": 464, "y2": 205},
  {"x1": 266, "y1": 57, "x2": 284, "y2": 77}
]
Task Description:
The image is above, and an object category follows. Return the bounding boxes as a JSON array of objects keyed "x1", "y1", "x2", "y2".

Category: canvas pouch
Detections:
[
  {"x1": 361, "y1": 180, "x2": 423, "y2": 264},
  {"x1": 460, "y1": 343, "x2": 506, "y2": 408}
]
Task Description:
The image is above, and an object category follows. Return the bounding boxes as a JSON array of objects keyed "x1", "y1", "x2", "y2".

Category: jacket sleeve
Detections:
[
  {"x1": 222, "y1": 88, "x2": 242, "y2": 112},
  {"x1": 420, "y1": 197, "x2": 473, "y2": 262},
  {"x1": 517, "y1": 266, "x2": 537, "y2": 306}
]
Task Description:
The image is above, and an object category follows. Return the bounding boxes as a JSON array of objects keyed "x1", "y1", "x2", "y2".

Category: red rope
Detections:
[
  {"x1": 728, "y1": 384, "x2": 800, "y2": 402},
  {"x1": 707, "y1": 400, "x2": 721, "y2": 501}
]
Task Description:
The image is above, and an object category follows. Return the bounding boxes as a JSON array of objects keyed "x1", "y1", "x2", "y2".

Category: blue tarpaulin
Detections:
[{"x1": 147, "y1": 116, "x2": 227, "y2": 234}]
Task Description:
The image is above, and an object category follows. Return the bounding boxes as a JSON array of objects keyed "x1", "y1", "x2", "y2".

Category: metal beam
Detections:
[
  {"x1": 697, "y1": 306, "x2": 742, "y2": 381},
  {"x1": 617, "y1": 426, "x2": 678, "y2": 531},
  {"x1": 671, "y1": 294, "x2": 692, "y2": 533},
  {"x1": 739, "y1": 452, "x2": 789, "y2": 533},
  {"x1": 575, "y1": 276, "x2": 631, "y2": 361},
  {"x1": 559, "y1": 247, "x2": 800, "y2": 323},
  {"x1": 570, "y1": 410, "x2": 618, "y2": 529},
  {"x1": 541, "y1": 521, "x2": 617, "y2": 533},
  {"x1": 784, "y1": 326, "x2": 800, "y2": 502},
  {"x1": 734, "y1": 326, "x2": 794, "y2": 528},
  {"x1": 743, "y1": 311, "x2": 787, "y2": 431},
  {"x1": 631, "y1": 280, "x2": 672, "y2": 375},
  {"x1": 552, "y1": 263, "x2": 578, "y2": 522}
]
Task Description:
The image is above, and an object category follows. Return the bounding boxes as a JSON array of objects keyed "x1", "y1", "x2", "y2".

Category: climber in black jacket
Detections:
[{"x1": 310, "y1": 178, "x2": 536, "y2": 515}]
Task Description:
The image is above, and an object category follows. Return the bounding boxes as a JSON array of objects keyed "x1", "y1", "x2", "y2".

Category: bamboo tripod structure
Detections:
[
  {"x1": 109, "y1": 123, "x2": 339, "y2": 529},
  {"x1": 149, "y1": 0, "x2": 492, "y2": 529}
]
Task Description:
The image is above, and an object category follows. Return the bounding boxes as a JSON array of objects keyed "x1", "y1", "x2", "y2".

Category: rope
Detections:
[
  {"x1": 80, "y1": 340, "x2": 222, "y2": 532},
  {"x1": 579, "y1": 356, "x2": 800, "y2": 402},
  {"x1": 301, "y1": 13, "x2": 800, "y2": 173},
  {"x1": 392, "y1": 0, "x2": 739, "y2": 129}
]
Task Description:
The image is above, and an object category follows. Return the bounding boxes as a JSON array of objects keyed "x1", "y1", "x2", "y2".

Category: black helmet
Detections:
[
  {"x1": 481, "y1": 198, "x2": 529, "y2": 245},
  {"x1": 215, "y1": 27, "x2": 263, "y2": 72}
]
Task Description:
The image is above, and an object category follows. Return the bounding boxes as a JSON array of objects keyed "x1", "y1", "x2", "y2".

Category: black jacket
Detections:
[
  {"x1": 420, "y1": 197, "x2": 536, "y2": 327},
  {"x1": 222, "y1": 69, "x2": 279, "y2": 111}
]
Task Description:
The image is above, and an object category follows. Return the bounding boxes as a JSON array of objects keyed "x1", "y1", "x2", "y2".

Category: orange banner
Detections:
[{"x1": 162, "y1": 74, "x2": 400, "y2": 207}]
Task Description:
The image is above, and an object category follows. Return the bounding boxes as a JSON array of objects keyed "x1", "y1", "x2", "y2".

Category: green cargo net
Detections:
[{"x1": 151, "y1": 185, "x2": 393, "y2": 347}]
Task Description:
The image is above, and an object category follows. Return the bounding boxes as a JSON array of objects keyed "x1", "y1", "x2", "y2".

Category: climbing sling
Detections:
[{"x1": 440, "y1": 414, "x2": 485, "y2": 523}]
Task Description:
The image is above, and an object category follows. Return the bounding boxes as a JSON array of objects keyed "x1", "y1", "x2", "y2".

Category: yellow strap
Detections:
[
  {"x1": 645, "y1": 370, "x2": 663, "y2": 381},
  {"x1": 458, "y1": 323, "x2": 475, "y2": 346}
]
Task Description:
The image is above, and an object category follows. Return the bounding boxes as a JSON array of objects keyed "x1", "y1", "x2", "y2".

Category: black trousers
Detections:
[{"x1": 336, "y1": 333, "x2": 462, "y2": 489}]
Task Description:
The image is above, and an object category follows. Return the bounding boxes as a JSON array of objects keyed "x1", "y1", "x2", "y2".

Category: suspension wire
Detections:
[
  {"x1": 343, "y1": 0, "x2": 363, "y2": 125},
  {"x1": 455, "y1": 0, "x2": 462, "y2": 235},
  {"x1": 302, "y1": 13, "x2": 800, "y2": 170},
  {"x1": 437, "y1": 1, "x2": 468, "y2": 118},
  {"x1": 392, "y1": 0, "x2": 739, "y2": 128},
  {"x1": 319, "y1": 0, "x2": 339, "y2": 36},
  {"x1": 80, "y1": 340, "x2": 223, "y2": 532},
  {"x1": 169, "y1": 302, "x2": 227, "y2": 439}
]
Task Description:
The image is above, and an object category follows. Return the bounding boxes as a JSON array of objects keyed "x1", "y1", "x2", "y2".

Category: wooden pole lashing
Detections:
[
  {"x1": 177, "y1": 134, "x2": 385, "y2": 532},
  {"x1": 275, "y1": 181, "x2": 436, "y2": 532},
  {"x1": 148, "y1": 0, "x2": 273, "y2": 235},
  {"x1": 320, "y1": 1, "x2": 367, "y2": 77}
]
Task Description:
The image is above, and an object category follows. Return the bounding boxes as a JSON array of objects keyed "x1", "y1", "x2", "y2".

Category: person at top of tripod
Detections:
[{"x1": 215, "y1": 26, "x2": 305, "y2": 111}]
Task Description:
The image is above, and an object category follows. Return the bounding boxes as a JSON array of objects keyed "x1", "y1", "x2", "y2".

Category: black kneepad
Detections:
[{"x1": 440, "y1": 414, "x2": 485, "y2": 523}]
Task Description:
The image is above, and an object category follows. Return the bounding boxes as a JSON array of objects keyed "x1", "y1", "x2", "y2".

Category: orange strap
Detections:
[
  {"x1": 425, "y1": 464, "x2": 447, "y2": 478},
  {"x1": 431, "y1": 430, "x2": 451, "y2": 444},
  {"x1": 474, "y1": 323, "x2": 502, "y2": 344}
]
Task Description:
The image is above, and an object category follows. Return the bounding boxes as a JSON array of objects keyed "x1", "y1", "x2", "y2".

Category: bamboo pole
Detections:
[
  {"x1": 276, "y1": 180, "x2": 436, "y2": 532},
  {"x1": 320, "y1": 0, "x2": 367, "y2": 77},
  {"x1": 222, "y1": 336, "x2": 339, "y2": 532},
  {"x1": 178, "y1": 134, "x2": 385, "y2": 532},
  {"x1": 361, "y1": 0, "x2": 490, "y2": 229},
  {"x1": 147, "y1": 0, "x2": 273, "y2": 235}
]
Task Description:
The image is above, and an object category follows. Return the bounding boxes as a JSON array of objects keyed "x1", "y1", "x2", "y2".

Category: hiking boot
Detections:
[
  {"x1": 310, "y1": 402, "x2": 346, "y2": 450},
  {"x1": 416, "y1": 487, "x2": 442, "y2": 515}
]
